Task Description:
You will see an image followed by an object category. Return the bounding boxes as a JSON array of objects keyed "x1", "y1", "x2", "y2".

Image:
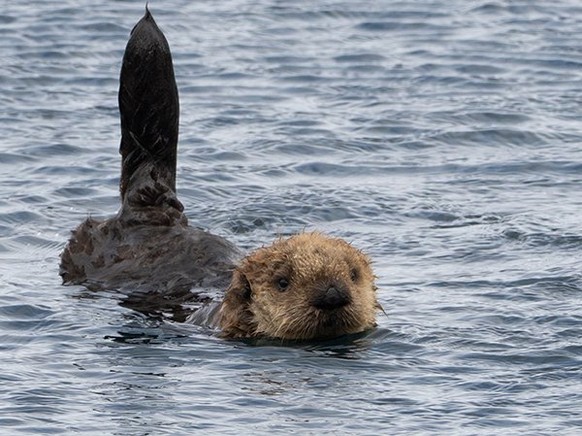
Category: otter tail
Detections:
[{"x1": 118, "y1": 7, "x2": 179, "y2": 200}]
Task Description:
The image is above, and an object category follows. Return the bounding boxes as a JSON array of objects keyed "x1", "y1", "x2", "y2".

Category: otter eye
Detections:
[
  {"x1": 277, "y1": 277, "x2": 289, "y2": 291},
  {"x1": 350, "y1": 268, "x2": 359, "y2": 282}
]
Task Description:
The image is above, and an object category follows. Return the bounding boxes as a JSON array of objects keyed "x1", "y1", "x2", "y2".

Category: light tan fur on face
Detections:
[{"x1": 218, "y1": 232, "x2": 379, "y2": 340}]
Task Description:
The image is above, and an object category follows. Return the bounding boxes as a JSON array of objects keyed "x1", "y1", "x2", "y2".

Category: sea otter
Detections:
[{"x1": 60, "y1": 8, "x2": 380, "y2": 341}]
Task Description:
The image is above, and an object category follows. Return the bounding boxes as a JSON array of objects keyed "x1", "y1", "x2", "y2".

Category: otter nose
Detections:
[{"x1": 312, "y1": 285, "x2": 351, "y2": 310}]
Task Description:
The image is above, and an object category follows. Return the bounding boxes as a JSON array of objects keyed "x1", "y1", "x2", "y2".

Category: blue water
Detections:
[{"x1": 2, "y1": 0, "x2": 582, "y2": 434}]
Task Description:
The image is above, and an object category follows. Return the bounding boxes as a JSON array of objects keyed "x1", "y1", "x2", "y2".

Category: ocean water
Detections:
[{"x1": 1, "y1": 0, "x2": 582, "y2": 434}]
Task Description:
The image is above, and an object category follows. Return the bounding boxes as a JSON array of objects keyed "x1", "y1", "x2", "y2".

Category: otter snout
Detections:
[{"x1": 311, "y1": 283, "x2": 351, "y2": 310}]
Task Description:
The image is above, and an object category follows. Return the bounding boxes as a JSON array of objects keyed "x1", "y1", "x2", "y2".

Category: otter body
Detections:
[
  {"x1": 60, "y1": 9, "x2": 380, "y2": 341},
  {"x1": 61, "y1": 218, "x2": 240, "y2": 293},
  {"x1": 60, "y1": 8, "x2": 240, "y2": 296}
]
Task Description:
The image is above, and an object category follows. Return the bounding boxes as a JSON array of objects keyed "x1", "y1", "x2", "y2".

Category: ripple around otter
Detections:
[{"x1": 2, "y1": 0, "x2": 582, "y2": 434}]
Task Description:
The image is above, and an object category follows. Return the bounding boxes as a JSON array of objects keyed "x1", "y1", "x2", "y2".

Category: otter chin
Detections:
[{"x1": 60, "y1": 8, "x2": 380, "y2": 341}]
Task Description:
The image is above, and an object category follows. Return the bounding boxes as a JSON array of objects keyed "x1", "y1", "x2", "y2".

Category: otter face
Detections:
[{"x1": 218, "y1": 233, "x2": 379, "y2": 340}]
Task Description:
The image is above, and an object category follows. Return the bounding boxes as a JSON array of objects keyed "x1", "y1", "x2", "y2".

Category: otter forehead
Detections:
[
  {"x1": 287, "y1": 246, "x2": 354, "y2": 277},
  {"x1": 271, "y1": 233, "x2": 370, "y2": 277},
  {"x1": 283, "y1": 233, "x2": 365, "y2": 258}
]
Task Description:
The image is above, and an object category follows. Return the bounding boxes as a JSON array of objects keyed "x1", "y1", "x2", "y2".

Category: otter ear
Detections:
[{"x1": 218, "y1": 268, "x2": 254, "y2": 338}]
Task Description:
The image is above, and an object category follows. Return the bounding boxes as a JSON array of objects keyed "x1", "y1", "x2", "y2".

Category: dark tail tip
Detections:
[
  {"x1": 143, "y1": 3, "x2": 152, "y2": 23},
  {"x1": 118, "y1": 7, "x2": 179, "y2": 199}
]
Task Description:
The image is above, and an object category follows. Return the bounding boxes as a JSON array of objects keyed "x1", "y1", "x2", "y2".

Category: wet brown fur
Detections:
[
  {"x1": 60, "y1": 9, "x2": 380, "y2": 341},
  {"x1": 218, "y1": 233, "x2": 379, "y2": 340}
]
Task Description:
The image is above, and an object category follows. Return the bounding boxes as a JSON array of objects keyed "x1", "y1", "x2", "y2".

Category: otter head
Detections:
[{"x1": 218, "y1": 232, "x2": 379, "y2": 341}]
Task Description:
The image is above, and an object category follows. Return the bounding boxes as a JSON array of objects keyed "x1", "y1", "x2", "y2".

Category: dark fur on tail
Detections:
[
  {"x1": 60, "y1": 8, "x2": 241, "y2": 309},
  {"x1": 118, "y1": 7, "x2": 179, "y2": 200}
]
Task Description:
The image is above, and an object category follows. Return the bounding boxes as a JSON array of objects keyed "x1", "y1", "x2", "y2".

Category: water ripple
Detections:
[{"x1": 2, "y1": 0, "x2": 582, "y2": 434}]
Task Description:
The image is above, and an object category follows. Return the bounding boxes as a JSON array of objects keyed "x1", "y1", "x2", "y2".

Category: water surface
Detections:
[{"x1": 1, "y1": 0, "x2": 582, "y2": 434}]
